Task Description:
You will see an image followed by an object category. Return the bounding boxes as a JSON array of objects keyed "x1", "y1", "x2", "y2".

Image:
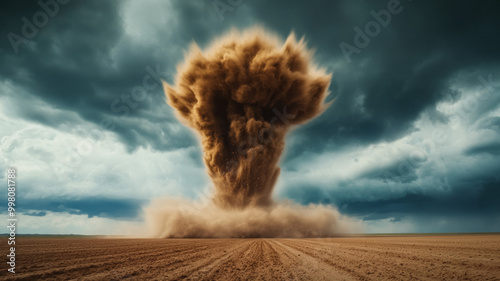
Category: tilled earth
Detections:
[{"x1": 1, "y1": 235, "x2": 499, "y2": 280}]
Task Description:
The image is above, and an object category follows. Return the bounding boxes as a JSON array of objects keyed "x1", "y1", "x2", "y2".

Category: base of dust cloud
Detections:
[{"x1": 145, "y1": 198, "x2": 361, "y2": 238}]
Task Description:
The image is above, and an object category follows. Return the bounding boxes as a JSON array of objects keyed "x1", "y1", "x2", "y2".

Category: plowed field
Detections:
[{"x1": 1, "y1": 235, "x2": 499, "y2": 280}]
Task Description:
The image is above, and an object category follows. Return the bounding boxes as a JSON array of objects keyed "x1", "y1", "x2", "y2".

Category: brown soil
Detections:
[{"x1": 1, "y1": 235, "x2": 499, "y2": 280}]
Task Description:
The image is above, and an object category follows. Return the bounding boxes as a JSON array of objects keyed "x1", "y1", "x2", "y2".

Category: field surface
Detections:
[{"x1": 1, "y1": 235, "x2": 499, "y2": 280}]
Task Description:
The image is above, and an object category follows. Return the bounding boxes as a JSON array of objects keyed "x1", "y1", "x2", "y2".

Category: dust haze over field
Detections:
[{"x1": 146, "y1": 28, "x2": 358, "y2": 238}]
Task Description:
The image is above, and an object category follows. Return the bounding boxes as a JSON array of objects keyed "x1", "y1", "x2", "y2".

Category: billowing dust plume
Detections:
[
  {"x1": 147, "y1": 28, "x2": 359, "y2": 237},
  {"x1": 164, "y1": 28, "x2": 331, "y2": 208}
]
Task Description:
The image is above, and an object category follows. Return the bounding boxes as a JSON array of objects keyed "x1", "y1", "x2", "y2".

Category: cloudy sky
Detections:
[{"x1": 1, "y1": 0, "x2": 499, "y2": 234}]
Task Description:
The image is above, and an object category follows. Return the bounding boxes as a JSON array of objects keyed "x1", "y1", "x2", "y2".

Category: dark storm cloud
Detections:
[
  {"x1": 283, "y1": 180, "x2": 500, "y2": 224},
  {"x1": 348, "y1": 180, "x2": 500, "y2": 221},
  {"x1": 0, "y1": 0, "x2": 197, "y2": 152},
  {"x1": 464, "y1": 142, "x2": 500, "y2": 156},
  {"x1": 19, "y1": 197, "x2": 144, "y2": 219},
  {"x1": 477, "y1": 117, "x2": 500, "y2": 131}
]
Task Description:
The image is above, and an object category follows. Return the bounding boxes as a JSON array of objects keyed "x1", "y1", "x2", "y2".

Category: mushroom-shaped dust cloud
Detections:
[{"x1": 145, "y1": 28, "x2": 360, "y2": 238}]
